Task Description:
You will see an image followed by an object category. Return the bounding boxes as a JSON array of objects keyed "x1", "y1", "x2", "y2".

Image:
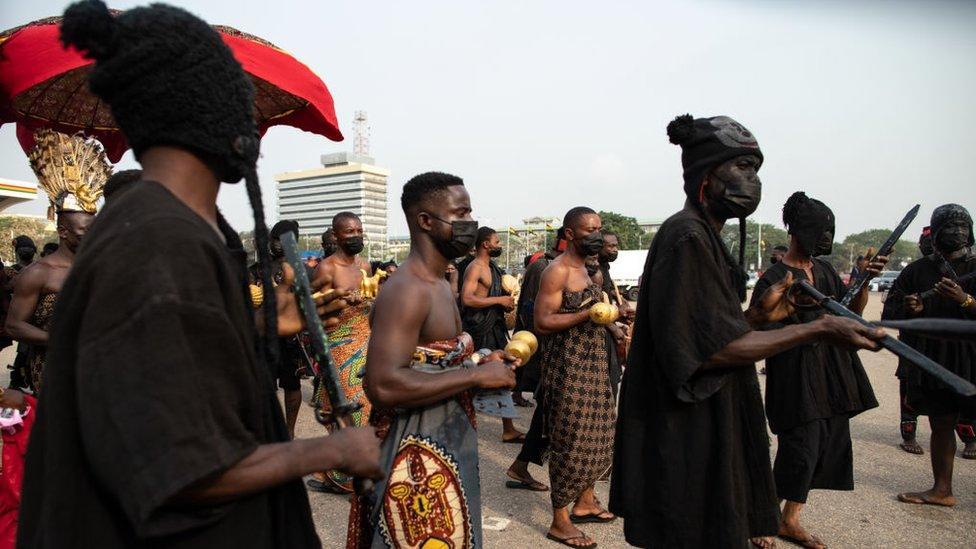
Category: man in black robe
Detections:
[
  {"x1": 609, "y1": 114, "x2": 885, "y2": 549},
  {"x1": 885, "y1": 204, "x2": 976, "y2": 507},
  {"x1": 18, "y1": 3, "x2": 381, "y2": 547},
  {"x1": 460, "y1": 227, "x2": 522, "y2": 442},
  {"x1": 752, "y1": 192, "x2": 882, "y2": 549},
  {"x1": 894, "y1": 225, "x2": 976, "y2": 458}
]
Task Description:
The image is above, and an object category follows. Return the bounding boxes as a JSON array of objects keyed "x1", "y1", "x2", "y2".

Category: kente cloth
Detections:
[
  {"x1": 609, "y1": 206, "x2": 779, "y2": 548},
  {"x1": 314, "y1": 303, "x2": 373, "y2": 425},
  {"x1": 539, "y1": 284, "x2": 616, "y2": 509},
  {"x1": 0, "y1": 395, "x2": 36, "y2": 549},
  {"x1": 26, "y1": 293, "x2": 57, "y2": 395},
  {"x1": 751, "y1": 260, "x2": 878, "y2": 435},
  {"x1": 313, "y1": 302, "x2": 372, "y2": 491},
  {"x1": 882, "y1": 253, "x2": 976, "y2": 398},
  {"x1": 17, "y1": 181, "x2": 320, "y2": 548},
  {"x1": 346, "y1": 333, "x2": 481, "y2": 549}
]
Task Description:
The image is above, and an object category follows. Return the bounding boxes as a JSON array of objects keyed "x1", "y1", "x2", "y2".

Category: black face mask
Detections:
[
  {"x1": 601, "y1": 251, "x2": 618, "y2": 263},
  {"x1": 769, "y1": 255, "x2": 779, "y2": 265},
  {"x1": 575, "y1": 231, "x2": 605, "y2": 257},
  {"x1": 936, "y1": 226, "x2": 970, "y2": 253},
  {"x1": 429, "y1": 214, "x2": 479, "y2": 259},
  {"x1": 586, "y1": 263, "x2": 600, "y2": 277},
  {"x1": 707, "y1": 170, "x2": 762, "y2": 220},
  {"x1": 489, "y1": 247, "x2": 503, "y2": 258},
  {"x1": 322, "y1": 242, "x2": 338, "y2": 258},
  {"x1": 341, "y1": 236, "x2": 365, "y2": 255}
]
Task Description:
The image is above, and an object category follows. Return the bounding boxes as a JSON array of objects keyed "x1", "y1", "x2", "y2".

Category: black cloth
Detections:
[
  {"x1": 598, "y1": 263, "x2": 623, "y2": 393},
  {"x1": 609, "y1": 205, "x2": 779, "y2": 548},
  {"x1": 882, "y1": 253, "x2": 976, "y2": 405},
  {"x1": 773, "y1": 415, "x2": 853, "y2": 503},
  {"x1": 247, "y1": 260, "x2": 309, "y2": 392},
  {"x1": 460, "y1": 259, "x2": 509, "y2": 351},
  {"x1": 17, "y1": 181, "x2": 320, "y2": 548},
  {"x1": 513, "y1": 252, "x2": 553, "y2": 393},
  {"x1": 516, "y1": 401, "x2": 548, "y2": 466},
  {"x1": 751, "y1": 260, "x2": 878, "y2": 434}
]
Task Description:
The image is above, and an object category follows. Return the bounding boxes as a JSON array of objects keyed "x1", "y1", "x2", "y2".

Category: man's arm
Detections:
[
  {"x1": 534, "y1": 264, "x2": 589, "y2": 335},
  {"x1": 461, "y1": 262, "x2": 512, "y2": 310},
  {"x1": 705, "y1": 315, "x2": 883, "y2": 368},
  {"x1": 172, "y1": 427, "x2": 381, "y2": 505},
  {"x1": 365, "y1": 278, "x2": 514, "y2": 409},
  {"x1": 4, "y1": 266, "x2": 48, "y2": 345}
]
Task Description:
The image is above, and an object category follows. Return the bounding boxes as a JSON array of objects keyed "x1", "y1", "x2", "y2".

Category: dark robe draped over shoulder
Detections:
[
  {"x1": 882, "y1": 253, "x2": 976, "y2": 388},
  {"x1": 460, "y1": 260, "x2": 508, "y2": 351},
  {"x1": 609, "y1": 206, "x2": 779, "y2": 548},
  {"x1": 17, "y1": 181, "x2": 320, "y2": 549},
  {"x1": 751, "y1": 260, "x2": 877, "y2": 434}
]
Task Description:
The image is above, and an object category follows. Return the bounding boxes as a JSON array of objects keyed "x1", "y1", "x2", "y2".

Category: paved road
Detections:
[
  {"x1": 3, "y1": 293, "x2": 972, "y2": 547},
  {"x1": 299, "y1": 295, "x2": 975, "y2": 548}
]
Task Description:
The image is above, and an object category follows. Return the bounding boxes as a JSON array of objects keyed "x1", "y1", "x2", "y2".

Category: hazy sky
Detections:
[{"x1": 2, "y1": 0, "x2": 973, "y2": 241}]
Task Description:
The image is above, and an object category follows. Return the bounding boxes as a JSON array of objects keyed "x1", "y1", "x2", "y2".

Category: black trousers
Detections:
[{"x1": 774, "y1": 415, "x2": 854, "y2": 504}]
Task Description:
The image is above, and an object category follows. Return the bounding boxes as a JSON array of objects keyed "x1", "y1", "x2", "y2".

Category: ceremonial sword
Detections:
[
  {"x1": 791, "y1": 279, "x2": 976, "y2": 397},
  {"x1": 279, "y1": 233, "x2": 374, "y2": 495},
  {"x1": 840, "y1": 204, "x2": 920, "y2": 307},
  {"x1": 877, "y1": 319, "x2": 976, "y2": 342}
]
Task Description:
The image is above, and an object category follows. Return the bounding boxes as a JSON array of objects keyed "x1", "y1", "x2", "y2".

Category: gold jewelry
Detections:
[
  {"x1": 962, "y1": 294, "x2": 975, "y2": 309},
  {"x1": 28, "y1": 129, "x2": 110, "y2": 220}
]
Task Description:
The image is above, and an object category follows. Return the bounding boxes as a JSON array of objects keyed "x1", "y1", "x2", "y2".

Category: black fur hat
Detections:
[{"x1": 60, "y1": 0, "x2": 259, "y2": 183}]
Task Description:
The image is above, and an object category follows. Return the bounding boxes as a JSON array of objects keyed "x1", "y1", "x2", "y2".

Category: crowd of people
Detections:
[{"x1": 0, "y1": 2, "x2": 971, "y2": 549}]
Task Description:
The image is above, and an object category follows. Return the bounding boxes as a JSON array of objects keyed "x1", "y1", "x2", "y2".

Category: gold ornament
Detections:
[
  {"x1": 250, "y1": 284, "x2": 264, "y2": 308},
  {"x1": 511, "y1": 330, "x2": 538, "y2": 356},
  {"x1": 589, "y1": 291, "x2": 620, "y2": 326},
  {"x1": 28, "y1": 129, "x2": 111, "y2": 220},
  {"x1": 359, "y1": 268, "x2": 389, "y2": 300},
  {"x1": 504, "y1": 339, "x2": 532, "y2": 365}
]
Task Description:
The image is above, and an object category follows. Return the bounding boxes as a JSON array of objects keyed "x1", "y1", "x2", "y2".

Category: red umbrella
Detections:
[{"x1": 0, "y1": 15, "x2": 343, "y2": 163}]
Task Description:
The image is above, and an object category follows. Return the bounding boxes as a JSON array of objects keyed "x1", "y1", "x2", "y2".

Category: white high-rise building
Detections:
[{"x1": 275, "y1": 152, "x2": 389, "y2": 259}]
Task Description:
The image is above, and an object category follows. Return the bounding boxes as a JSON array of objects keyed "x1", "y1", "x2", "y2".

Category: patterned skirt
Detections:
[{"x1": 540, "y1": 286, "x2": 616, "y2": 508}]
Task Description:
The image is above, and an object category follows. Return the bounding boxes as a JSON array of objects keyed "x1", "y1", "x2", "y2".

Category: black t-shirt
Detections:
[
  {"x1": 752, "y1": 259, "x2": 878, "y2": 433},
  {"x1": 17, "y1": 181, "x2": 320, "y2": 548}
]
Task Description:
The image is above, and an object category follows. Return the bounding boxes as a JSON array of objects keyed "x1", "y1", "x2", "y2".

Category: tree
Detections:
[
  {"x1": 719, "y1": 220, "x2": 789, "y2": 272},
  {"x1": 841, "y1": 230, "x2": 920, "y2": 271},
  {"x1": 597, "y1": 211, "x2": 646, "y2": 250}
]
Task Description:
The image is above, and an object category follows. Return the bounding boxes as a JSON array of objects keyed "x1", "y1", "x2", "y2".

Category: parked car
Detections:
[
  {"x1": 869, "y1": 270, "x2": 900, "y2": 292},
  {"x1": 746, "y1": 272, "x2": 759, "y2": 289},
  {"x1": 608, "y1": 250, "x2": 648, "y2": 301}
]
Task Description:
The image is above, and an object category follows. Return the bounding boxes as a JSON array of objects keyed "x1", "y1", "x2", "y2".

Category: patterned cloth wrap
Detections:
[
  {"x1": 27, "y1": 294, "x2": 57, "y2": 395},
  {"x1": 314, "y1": 302, "x2": 373, "y2": 492},
  {"x1": 346, "y1": 333, "x2": 482, "y2": 549}
]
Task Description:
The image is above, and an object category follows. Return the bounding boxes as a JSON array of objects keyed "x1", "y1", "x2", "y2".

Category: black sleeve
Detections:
[
  {"x1": 75, "y1": 219, "x2": 260, "y2": 537},
  {"x1": 882, "y1": 267, "x2": 915, "y2": 321},
  {"x1": 648, "y1": 232, "x2": 752, "y2": 403}
]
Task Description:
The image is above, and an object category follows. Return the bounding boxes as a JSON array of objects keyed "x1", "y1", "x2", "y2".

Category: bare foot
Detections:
[
  {"x1": 750, "y1": 536, "x2": 777, "y2": 549},
  {"x1": 899, "y1": 439, "x2": 924, "y2": 455},
  {"x1": 778, "y1": 521, "x2": 825, "y2": 549},
  {"x1": 502, "y1": 429, "x2": 526, "y2": 443},
  {"x1": 898, "y1": 489, "x2": 957, "y2": 507},
  {"x1": 962, "y1": 441, "x2": 976, "y2": 459}
]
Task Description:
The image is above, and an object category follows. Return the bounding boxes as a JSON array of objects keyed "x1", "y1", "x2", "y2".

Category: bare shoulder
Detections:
[{"x1": 372, "y1": 267, "x2": 430, "y2": 318}]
